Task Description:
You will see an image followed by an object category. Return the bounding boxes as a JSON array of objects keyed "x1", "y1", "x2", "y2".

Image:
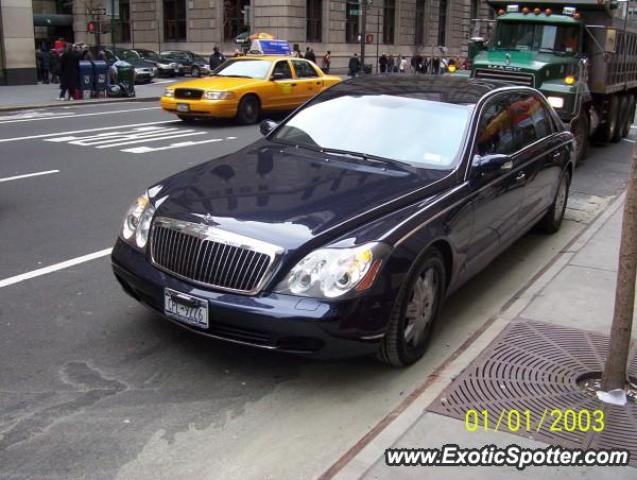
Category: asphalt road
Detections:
[{"x1": 0, "y1": 102, "x2": 633, "y2": 480}]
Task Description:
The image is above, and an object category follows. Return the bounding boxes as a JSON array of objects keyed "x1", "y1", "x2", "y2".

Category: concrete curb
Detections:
[
  {"x1": 0, "y1": 96, "x2": 160, "y2": 113},
  {"x1": 324, "y1": 192, "x2": 627, "y2": 480}
]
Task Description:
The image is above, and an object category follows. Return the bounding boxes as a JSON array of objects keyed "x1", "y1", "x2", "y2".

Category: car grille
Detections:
[
  {"x1": 174, "y1": 88, "x2": 203, "y2": 100},
  {"x1": 474, "y1": 69, "x2": 535, "y2": 87},
  {"x1": 150, "y1": 217, "x2": 281, "y2": 294}
]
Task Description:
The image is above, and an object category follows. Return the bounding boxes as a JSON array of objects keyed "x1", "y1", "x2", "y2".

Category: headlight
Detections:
[
  {"x1": 164, "y1": 88, "x2": 174, "y2": 98},
  {"x1": 204, "y1": 91, "x2": 236, "y2": 100},
  {"x1": 134, "y1": 68, "x2": 143, "y2": 74},
  {"x1": 121, "y1": 192, "x2": 156, "y2": 250},
  {"x1": 547, "y1": 96, "x2": 564, "y2": 109},
  {"x1": 274, "y1": 243, "x2": 389, "y2": 299}
]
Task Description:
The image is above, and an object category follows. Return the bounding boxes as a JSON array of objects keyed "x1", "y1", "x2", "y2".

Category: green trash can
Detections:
[{"x1": 115, "y1": 62, "x2": 136, "y2": 97}]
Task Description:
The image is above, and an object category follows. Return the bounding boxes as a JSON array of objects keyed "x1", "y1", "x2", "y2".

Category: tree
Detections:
[{"x1": 601, "y1": 140, "x2": 637, "y2": 392}]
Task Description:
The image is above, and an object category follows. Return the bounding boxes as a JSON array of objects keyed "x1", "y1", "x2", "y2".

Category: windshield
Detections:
[
  {"x1": 272, "y1": 95, "x2": 472, "y2": 169},
  {"x1": 139, "y1": 50, "x2": 159, "y2": 61},
  {"x1": 213, "y1": 59, "x2": 272, "y2": 79},
  {"x1": 495, "y1": 22, "x2": 580, "y2": 53},
  {"x1": 121, "y1": 50, "x2": 140, "y2": 62}
]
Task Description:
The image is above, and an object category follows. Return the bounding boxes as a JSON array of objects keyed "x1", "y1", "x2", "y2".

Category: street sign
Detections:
[{"x1": 89, "y1": 8, "x2": 107, "y2": 16}]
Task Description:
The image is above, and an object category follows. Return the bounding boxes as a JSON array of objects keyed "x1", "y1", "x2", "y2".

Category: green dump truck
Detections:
[{"x1": 469, "y1": 0, "x2": 637, "y2": 164}]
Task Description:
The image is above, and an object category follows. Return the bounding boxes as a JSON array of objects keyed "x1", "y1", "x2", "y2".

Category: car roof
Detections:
[{"x1": 329, "y1": 75, "x2": 521, "y2": 105}]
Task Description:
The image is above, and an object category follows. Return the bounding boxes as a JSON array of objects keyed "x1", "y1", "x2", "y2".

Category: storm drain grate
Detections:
[{"x1": 428, "y1": 320, "x2": 637, "y2": 465}]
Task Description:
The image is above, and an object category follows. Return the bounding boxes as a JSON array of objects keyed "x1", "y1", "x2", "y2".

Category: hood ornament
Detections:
[
  {"x1": 504, "y1": 53, "x2": 511, "y2": 66},
  {"x1": 192, "y1": 212, "x2": 216, "y2": 225}
]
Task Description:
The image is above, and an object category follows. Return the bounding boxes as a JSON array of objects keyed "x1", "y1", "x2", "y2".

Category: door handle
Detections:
[
  {"x1": 515, "y1": 172, "x2": 526, "y2": 182},
  {"x1": 290, "y1": 83, "x2": 297, "y2": 87},
  {"x1": 316, "y1": 81, "x2": 322, "y2": 85}
]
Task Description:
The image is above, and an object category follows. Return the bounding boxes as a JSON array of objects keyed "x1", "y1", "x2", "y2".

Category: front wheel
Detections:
[
  {"x1": 377, "y1": 248, "x2": 446, "y2": 367},
  {"x1": 539, "y1": 170, "x2": 570, "y2": 234},
  {"x1": 236, "y1": 95, "x2": 260, "y2": 124}
]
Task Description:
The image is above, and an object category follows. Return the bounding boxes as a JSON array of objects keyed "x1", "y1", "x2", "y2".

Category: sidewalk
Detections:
[
  {"x1": 0, "y1": 80, "x2": 174, "y2": 111},
  {"x1": 331, "y1": 193, "x2": 637, "y2": 480}
]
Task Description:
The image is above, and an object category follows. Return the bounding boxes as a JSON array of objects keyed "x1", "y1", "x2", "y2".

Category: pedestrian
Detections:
[
  {"x1": 321, "y1": 50, "x2": 331, "y2": 73},
  {"x1": 39, "y1": 45, "x2": 51, "y2": 83},
  {"x1": 292, "y1": 43, "x2": 302, "y2": 58},
  {"x1": 233, "y1": 48, "x2": 242, "y2": 57},
  {"x1": 58, "y1": 44, "x2": 75, "y2": 100},
  {"x1": 379, "y1": 54, "x2": 388, "y2": 73},
  {"x1": 304, "y1": 46, "x2": 316, "y2": 63},
  {"x1": 348, "y1": 53, "x2": 360, "y2": 77},
  {"x1": 387, "y1": 54, "x2": 395, "y2": 74},
  {"x1": 399, "y1": 55, "x2": 407, "y2": 73},
  {"x1": 432, "y1": 56, "x2": 440, "y2": 75},
  {"x1": 49, "y1": 49, "x2": 60, "y2": 83},
  {"x1": 209, "y1": 46, "x2": 225, "y2": 71},
  {"x1": 35, "y1": 48, "x2": 43, "y2": 82}
]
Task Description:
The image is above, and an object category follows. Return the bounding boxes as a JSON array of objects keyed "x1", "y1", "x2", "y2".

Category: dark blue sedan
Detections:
[{"x1": 111, "y1": 76, "x2": 574, "y2": 366}]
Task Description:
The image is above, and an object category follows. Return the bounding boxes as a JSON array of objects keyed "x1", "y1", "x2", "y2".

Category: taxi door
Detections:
[
  {"x1": 291, "y1": 60, "x2": 324, "y2": 102},
  {"x1": 264, "y1": 59, "x2": 300, "y2": 110}
]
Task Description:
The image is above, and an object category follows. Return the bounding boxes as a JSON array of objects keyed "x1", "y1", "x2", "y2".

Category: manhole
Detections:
[{"x1": 428, "y1": 320, "x2": 637, "y2": 465}]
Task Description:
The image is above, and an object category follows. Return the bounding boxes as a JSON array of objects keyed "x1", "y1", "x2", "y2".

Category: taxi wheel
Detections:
[{"x1": 237, "y1": 95, "x2": 260, "y2": 124}]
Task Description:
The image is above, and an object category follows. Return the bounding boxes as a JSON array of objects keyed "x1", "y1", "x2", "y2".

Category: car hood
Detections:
[
  {"x1": 170, "y1": 76, "x2": 263, "y2": 90},
  {"x1": 150, "y1": 140, "x2": 455, "y2": 253}
]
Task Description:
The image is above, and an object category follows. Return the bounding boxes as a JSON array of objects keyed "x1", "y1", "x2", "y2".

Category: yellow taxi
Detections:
[{"x1": 161, "y1": 55, "x2": 342, "y2": 124}]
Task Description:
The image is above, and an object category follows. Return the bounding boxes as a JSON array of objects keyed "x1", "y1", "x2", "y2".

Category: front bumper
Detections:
[
  {"x1": 111, "y1": 239, "x2": 388, "y2": 358},
  {"x1": 160, "y1": 97, "x2": 238, "y2": 118}
]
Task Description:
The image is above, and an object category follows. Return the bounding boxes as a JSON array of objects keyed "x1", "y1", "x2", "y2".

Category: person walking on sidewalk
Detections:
[
  {"x1": 58, "y1": 44, "x2": 77, "y2": 100},
  {"x1": 49, "y1": 49, "x2": 60, "y2": 84},
  {"x1": 379, "y1": 54, "x2": 388, "y2": 73},
  {"x1": 209, "y1": 46, "x2": 225, "y2": 71},
  {"x1": 348, "y1": 53, "x2": 361, "y2": 77},
  {"x1": 305, "y1": 46, "x2": 316, "y2": 63},
  {"x1": 321, "y1": 51, "x2": 331, "y2": 73}
]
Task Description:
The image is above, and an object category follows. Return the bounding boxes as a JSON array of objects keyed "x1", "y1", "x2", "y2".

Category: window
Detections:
[
  {"x1": 510, "y1": 94, "x2": 553, "y2": 148},
  {"x1": 476, "y1": 99, "x2": 515, "y2": 156},
  {"x1": 273, "y1": 60, "x2": 293, "y2": 80},
  {"x1": 383, "y1": 0, "x2": 396, "y2": 44},
  {"x1": 415, "y1": 0, "x2": 426, "y2": 46},
  {"x1": 224, "y1": 0, "x2": 250, "y2": 40},
  {"x1": 163, "y1": 0, "x2": 186, "y2": 41},
  {"x1": 345, "y1": 0, "x2": 359, "y2": 44},
  {"x1": 438, "y1": 0, "x2": 448, "y2": 46},
  {"x1": 292, "y1": 60, "x2": 319, "y2": 78},
  {"x1": 114, "y1": 0, "x2": 131, "y2": 43},
  {"x1": 215, "y1": 59, "x2": 272, "y2": 79},
  {"x1": 495, "y1": 22, "x2": 580, "y2": 53},
  {"x1": 471, "y1": 0, "x2": 480, "y2": 20},
  {"x1": 307, "y1": 0, "x2": 322, "y2": 43}
]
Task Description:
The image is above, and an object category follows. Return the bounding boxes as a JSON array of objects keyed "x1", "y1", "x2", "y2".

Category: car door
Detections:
[
  {"x1": 465, "y1": 93, "x2": 529, "y2": 277},
  {"x1": 291, "y1": 59, "x2": 324, "y2": 101},
  {"x1": 264, "y1": 60, "x2": 300, "y2": 109}
]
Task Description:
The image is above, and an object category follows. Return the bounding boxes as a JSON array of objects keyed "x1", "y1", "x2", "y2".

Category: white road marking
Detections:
[
  {"x1": 0, "y1": 120, "x2": 180, "y2": 143},
  {"x1": 122, "y1": 137, "x2": 229, "y2": 153},
  {"x1": 0, "y1": 169, "x2": 60, "y2": 183},
  {"x1": 0, "y1": 248, "x2": 112, "y2": 289},
  {"x1": 45, "y1": 126, "x2": 174, "y2": 144},
  {"x1": 623, "y1": 138, "x2": 635, "y2": 143},
  {"x1": 97, "y1": 131, "x2": 206, "y2": 148},
  {"x1": 0, "y1": 106, "x2": 160, "y2": 124}
]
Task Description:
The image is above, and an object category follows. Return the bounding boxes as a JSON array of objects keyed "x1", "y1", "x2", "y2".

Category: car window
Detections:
[
  {"x1": 509, "y1": 94, "x2": 553, "y2": 149},
  {"x1": 213, "y1": 59, "x2": 272, "y2": 79},
  {"x1": 292, "y1": 60, "x2": 319, "y2": 78},
  {"x1": 476, "y1": 97, "x2": 516, "y2": 156},
  {"x1": 272, "y1": 60, "x2": 293, "y2": 80}
]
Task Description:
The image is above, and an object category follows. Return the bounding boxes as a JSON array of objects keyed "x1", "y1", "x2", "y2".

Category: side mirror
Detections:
[
  {"x1": 271, "y1": 71, "x2": 286, "y2": 81},
  {"x1": 260, "y1": 119, "x2": 278, "y2": 136},
  {"x1": 471, "y1": 153, "x2": 513, "y2": 182}
]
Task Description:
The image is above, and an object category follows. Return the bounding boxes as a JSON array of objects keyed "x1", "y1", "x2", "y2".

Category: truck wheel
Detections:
[
  {"x1": 377, "y1": 247, "x2": 446, "y2": 367},
  {"x1": 621, "y1": 95, "x2": 635, "y2": 138},
  {"x1": 595, "y1": 95, "x2": 619, "y2": 144},
  {"x1": 237, "y1": 95, "x2": 260, "y2": 124},
  {"x1": 571, "y1": 113, "x2": 589, "y2": 166}
]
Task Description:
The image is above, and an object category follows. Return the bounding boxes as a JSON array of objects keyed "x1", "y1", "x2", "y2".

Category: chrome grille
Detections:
[
  {"x1": 474, "y1": 69, "x2": 535, "y2": 87},
  {"x1": 150, "y1": 217, "x2": 282, "y2": 294},
  {"x1": 174, "y1": 88, "x2": 203, "y2": 100}
]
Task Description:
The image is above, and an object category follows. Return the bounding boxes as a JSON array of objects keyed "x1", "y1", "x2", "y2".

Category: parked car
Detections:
[
  {"x1": 160, "y1": 55, "x2": 341, "y2": 124},
  {"x1": 160, "y1": 50, "x2": 209, "y2": 77},
  {"x1": 98, "y1": 48, "x2": 156, "y2": 84},
  {"x1": 122, "y1": 48, "x2": 180, "y2": 77},
  {"x1": 112, "y1": 76, "x2": 574, "y2": 366}
]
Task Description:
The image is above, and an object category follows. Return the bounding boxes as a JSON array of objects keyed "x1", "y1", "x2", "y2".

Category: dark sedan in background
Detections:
[
  {"x1": 160, "y1": 50, "x2": 210, "y2": 77},
  {"x1": 122, "y1": 48, "x2": 180, "y2": 77},
  {"x1": 111, "y1": 76, "x2": 574, "y2": 366}
]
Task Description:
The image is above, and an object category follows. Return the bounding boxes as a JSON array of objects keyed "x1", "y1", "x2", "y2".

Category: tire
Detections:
[
  {"x1": 377, "y1": 247, "x2": 447, "y2": 367},
  {"x1": 539, "y1": 170, "x2": 570, "y2": 234},
  {"x1": 613, "y1": 95, "x2": 629, "y2": 143},
  {"x1": 571, "y1": 113, "x2": 589, "y2": 167},
  {"x1": 191, "y1": 66, "x2": 200, "y2": 78},
  {"x1": 177, "y1": 115, "x2": 197, "y2": 124},
  {"x1": 236, "y1": 95, "x2": 260, "y2": 124},
  {"x1": 594, "y1": 95, "x2": 619, "y2": 144}
]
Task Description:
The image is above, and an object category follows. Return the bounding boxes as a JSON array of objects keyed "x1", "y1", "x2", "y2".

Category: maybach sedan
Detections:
[{"x1": 112, "y1": 76, "x2": 574, "y2": 366}]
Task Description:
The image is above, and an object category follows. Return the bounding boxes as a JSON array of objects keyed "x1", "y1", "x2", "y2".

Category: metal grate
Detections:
[
  {"x1": 474, "y1": 68, "x2": 535, "y2": 87},
  {"x1": 174, "y1": 88, "x2": 203, "y2": 100},
  {"x1": 150, "y1": 219, "x2": 278, "y2": 294},
  {"x1": 428, "y1": 320, "x2": 637, "y2": 465}
]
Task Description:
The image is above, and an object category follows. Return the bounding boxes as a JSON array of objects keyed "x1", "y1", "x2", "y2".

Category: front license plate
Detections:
[
  {"x1": 176, "y1": 103, "x2": 189, "y2": 112},
  {"x1": 164, "y1": 288, "x2": 209, "y2": 328}
]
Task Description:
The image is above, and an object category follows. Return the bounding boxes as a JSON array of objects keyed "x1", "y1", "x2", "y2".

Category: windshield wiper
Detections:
[{"x1": 318, "y1": 147, "x2": 397, "y2": 167}]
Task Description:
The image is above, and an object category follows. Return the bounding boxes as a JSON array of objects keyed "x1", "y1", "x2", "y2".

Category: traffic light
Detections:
[{"x1": 87, "y1": 21, "x2": 98, "y2": 34}]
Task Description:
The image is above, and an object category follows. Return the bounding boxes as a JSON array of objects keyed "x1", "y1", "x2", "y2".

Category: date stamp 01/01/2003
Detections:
[{"x1": 464, "y1": 409, "x2": 605, "y2": 434}]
